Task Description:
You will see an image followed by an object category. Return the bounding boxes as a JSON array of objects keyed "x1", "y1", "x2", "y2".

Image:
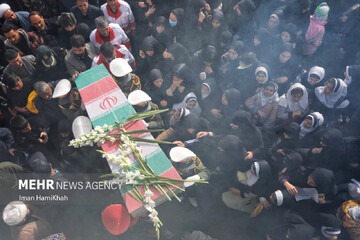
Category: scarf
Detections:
[
  {"x1": 279, "y1": 83, "x2": 308, "y2": 112},
  {"x1": 95, "y1": 26, "x2": 116, "y2": 44},
  {"x1": 259, "y1": 82, "x2": 279, "y2": 106},
  {"x1": 300, "y1": 112, "x2": 324, "y2": 137},
  {"x1": 106, "y1": 1, "x2": 122, "y2": 19},
  {"x1": 246, "y1": 162, "x2": 259, "y2": 186},
  {"x1": 315, "y1": 78, "x2": 349, "y2": 108},
  {"x1": 307, "y1": 65, "x2": 325, "y2": 85}
]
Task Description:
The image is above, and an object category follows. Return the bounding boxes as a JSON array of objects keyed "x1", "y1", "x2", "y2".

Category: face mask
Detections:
[{"x1": 169, "y1": 19, "x2": 177, "y2": 27}]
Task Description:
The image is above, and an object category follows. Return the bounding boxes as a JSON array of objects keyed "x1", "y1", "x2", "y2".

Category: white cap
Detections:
[
  {"x1": 72, "y1": 116, "x2": 92, "y2": 138},
  {"x1": 0, "y1": 4, "x2": 10, "y2": 18},
  {"x1": 128, "y1": 90, "x2": 151, "y2": 105},
  {"x1": 169, "y1": 146, "x2": 196, "y2": 163},
  {"x1": 52, "y1": 79, "x2": 71, "y2": 98},
  {"x1": 2, "y1": 201, "x2": 27, "y2": 226},
  {"x1": 109, "y1": 58, "x2": 132, "y2": 77}
]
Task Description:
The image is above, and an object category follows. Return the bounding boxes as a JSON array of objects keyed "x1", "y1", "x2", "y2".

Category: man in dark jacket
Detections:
[
  {"x1": 71, "y1": 0, "x2": 104, "y2": 30},
  {"x1": 28, "y1": 11, "x2": 59, "y2": 48}
]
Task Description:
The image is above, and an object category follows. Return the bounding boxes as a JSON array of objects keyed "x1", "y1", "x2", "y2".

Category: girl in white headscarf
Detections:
[
  {"x1": 245, "y1": 82, "x2": 279, "y2": 128},
  {"x1": 314, "y1": 78, "x2": 349, "y2": 109},
  {"x1": 172, "y1": 92, "x2": 202, "y2": 115},
  {"x1": 277, "y1": 83, "x2": 309, "y2": 122},
  {"x1": 301, "y1": 65, "x2": 325, "y2": 91},
  {"x1": 300, "y1": 112, "x2": 325, "y2": 147}
]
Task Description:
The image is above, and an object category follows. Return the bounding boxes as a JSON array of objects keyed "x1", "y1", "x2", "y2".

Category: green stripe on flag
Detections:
[
  {"x1": 91, "y1": 102, "x2": 136, "y2": 127},
  {"x1": 145, "y1": 148, "x2": 173, "y2": 174},
  {"x1": 75, "y1": 64, "x2": 110, "y2": 90}
]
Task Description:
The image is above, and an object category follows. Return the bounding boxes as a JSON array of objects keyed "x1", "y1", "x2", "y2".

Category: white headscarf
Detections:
[
  {"x1": 279, "y1": 83, "x2": 308, "y2": 112},
  {"x1": 315, "y1": 78, "x2": 349, "y2": 109},
  {"x1": 246, "y1": 162, "x2": 260, "y2": 186},
  {"x1": 172, "y1": 92, "x2": 202, "y2": 114},
  {"x1": 348, "y1": 206, "x2": 360, "y2": 222},
  {"x1": 300, "y1": 112, "x2": 324, "y2": 137},
  {"x1": 307, "y1": 66, "x2": 325, "y2": 85},
  {"x1": 255, "y1": 66, "x2": 268, "y2": 84},
  {"x1": 259, "y1": 82, "x2": 279, "y2": 106}
]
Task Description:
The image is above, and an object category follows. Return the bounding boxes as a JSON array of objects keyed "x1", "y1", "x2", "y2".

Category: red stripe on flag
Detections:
[{"x1": 79, "y1": 75, "x2": 118, "y2": 105}]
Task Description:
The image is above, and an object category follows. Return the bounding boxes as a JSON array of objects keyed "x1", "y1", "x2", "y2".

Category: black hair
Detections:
[
  {"x1": 1, "y1": 24, "x2": 15, "y2": 35},
  {"x1": 309, "y1": 73, "x2": 321, "y2": 80},
  {"x1": 10, "y1": 115, "x2": 29, "y2": 131},
  {"x1": 2, "y1": 72, "x2": 19, "y2": 88},
  {"x1": 239, "y1": 52, "x2": 256, "y2": 65},
  {"x1": 70, "y1": 34, "x2": 85, "y2": 48},
  {"x1": 290, "y1": 87, "x2": 303, "y2": 96},
  {"x1": 100, "y1": 42, "x2": 115, "y2": 59},
  {"x1": 202, "y1": 45, "x2": 217, "y2": 63},
  {"x1": 28, "y1": 11, "x2": 42, "y2": 20},
  {"x1": 4, "y1": 49, "x2": 19, "y2": 61}
]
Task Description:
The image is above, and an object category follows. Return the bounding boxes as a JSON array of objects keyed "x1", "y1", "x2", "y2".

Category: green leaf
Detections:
[
  {"x1": 124, "y1": 109, "x2": 169, "y2": 122},
  {"x1": 128, "y1": 136, "x2": 172, "y2": 145},
  {"x1": 109, "y1": 129, "x2": 165, "y2": 136}
]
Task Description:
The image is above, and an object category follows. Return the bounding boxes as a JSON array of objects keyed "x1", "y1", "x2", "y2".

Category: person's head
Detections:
[
  {"x1": 290, "y1": 87, "x2": 303, "y2": 102},
  {"x1": 324, "y1": 78, "x2": 336, "y2": 95},
  {"x1": 263, "y1": 82, "x2": 277, "y2": 98},
  {"x1": 211, "y1": 10, "x2": 223, "y2": 29},
  {"x1": 254, "y1": 28, "x2": 270, "y2": 47},
  {"x1": 10, "y1": 115, "x2": 31, "y2": 133},
  {"x1": 1, "y1": 5, "x2": 17, "y2": 22},
  {"x1": 107, "y1": 0, "x2": 118, "y2": 9},
  {"x1": 5, "y1": 49, "x2": 23, "y2": 67},
  {"x1": 202, "y1": 84, "x2": 210, "y2": 96},
  {"x1": 238, "y1": 52, "x2": 256, "y2": 67},
  {"x1": 172, "y1": 63, "x2": 193, "y2": 86},
  {"x1": 202, "y1": 45, "x2": 217, "y2": 66},
  {"x1": 185, "y1": 97, "x2": 197, "y2": 110},
  {"x1": 100, "y1": 42, "x2": 115, "y2": 61},
  {"x1": 70, "y1": 34, "x2": 86, "y2": 56},
  {"x1": 95, "y1": 16, "x2": 110, "y2": 36},
  {"x1": 2, "y1": 73, "x2": 23, "y2": 91},
  {"x1": 281, "y1": 23, "x2": 297, "y2": 43},
  {"x1": 29, "y1": 11, "x2": 46, "y2": 31},
  {"x1": 314, "y1": 2, "x2": 330, "y2": 21},
  {"x1": 255, "y1": 66, "x2": 269, "y2": 84},
  {"x1": 268, "y1": 14, "x2": 280, "y2": 29},
  {"x1": 308, "y1": 73, "x2": 321, "y2": 85},
  {"x1": 307, "y1": 175, "x2": 316, "y2": 187},
  {"x1": 58, "y1": 119, "x2": 72, "y2": 138},
  {"x1": 140, "y1": 36, "x2": 158, "y2": 57},
  {"x1": 283, "y1": 122, "x2": 300, "y2": 139},
  {"x1": 1, "y1": 24, "x2": 20, "y2": 44},
  {"x1": 154, "y1": 16, "x2": 166, "y2": 33},
  {"x1": 2, "y1": 201, "x2": 29, "y2": 227},
  {"x1": 33, "y1": 81, "x2": 52, "y2": 100},
  {"x1": 229, "y1": 40, "x2": 244, "y2": 60},
  {"x1": 28, "y1": 152, "x2": 52, "y2": 174},
  {"x1": 76, "y1": 0, "x2": 89, "y2": 15},
  {"x1": 279, "y1": 43, "x2": 292, "y2": 64},
  {"x1": 36, "y1": 45, "x2": 57, "y2": 69},
  {"x1": 149, "y1": 69, "x2": 163, "y2": 88},
  {"x1": 169, "y1": 12, "x2": 178, "y2": 27},
  {"x1": 58, "y1": 12, "x2": 77, "y2": 31},
  {"x1": 303, "y1": 115, "x2": 313, "y2": 129}
]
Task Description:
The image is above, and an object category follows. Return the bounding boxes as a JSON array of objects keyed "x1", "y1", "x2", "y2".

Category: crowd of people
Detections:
[{"x1": 1, "y1": 0, "x2": 360, "y2": 239}]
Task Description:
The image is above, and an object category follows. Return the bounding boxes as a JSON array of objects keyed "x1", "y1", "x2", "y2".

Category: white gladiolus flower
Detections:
[{"x1": 145, "y1": 189, "x2": 154, "y2": 197}]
